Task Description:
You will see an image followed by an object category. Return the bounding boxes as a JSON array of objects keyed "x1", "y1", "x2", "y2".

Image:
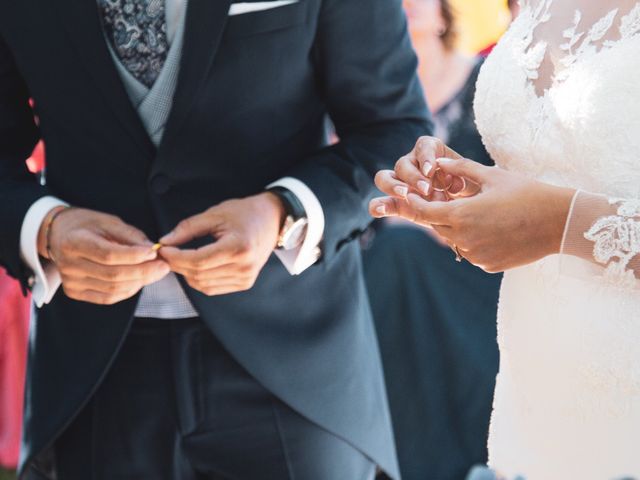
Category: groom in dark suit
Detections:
[{"x1": 0, "y1": 0, "x2": 430, "y2": 478}]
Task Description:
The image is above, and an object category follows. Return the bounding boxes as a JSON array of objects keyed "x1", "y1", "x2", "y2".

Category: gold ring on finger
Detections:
[
  {"x1": 446, "y1": 177, "x2": 468, "y2": 199},
  {"x1": 432, "y1": 167, "x2": 454, "y2": 193}
]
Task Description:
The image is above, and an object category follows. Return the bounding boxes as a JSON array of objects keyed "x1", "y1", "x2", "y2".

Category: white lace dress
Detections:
[{"x1": 474, "y1": 1, "x2": 640, "y2": 479}]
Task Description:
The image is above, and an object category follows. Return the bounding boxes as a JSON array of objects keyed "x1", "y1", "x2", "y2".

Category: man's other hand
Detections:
[
  {"x1": 159, "y1": 193, "x2": 285, "y2": 297},
  {"x1": 39, "y1": 208, "x2": 170, "y2": 305}
]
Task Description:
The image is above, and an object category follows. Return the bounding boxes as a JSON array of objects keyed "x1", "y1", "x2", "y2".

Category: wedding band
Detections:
[
  {"x1": 446, "y1": 177, "x2": 468, "y2": 199},
  {"x1": 452, "y1": 245, "x2": 463, "y2": 263},
  {"x1": 432, "y1": 167, "x2": 454, "y2": 193}
]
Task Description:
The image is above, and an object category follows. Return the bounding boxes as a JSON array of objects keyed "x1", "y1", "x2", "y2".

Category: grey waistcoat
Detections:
[{"x1": 107, "y1": 8, "x2": 199, "y2": 318}]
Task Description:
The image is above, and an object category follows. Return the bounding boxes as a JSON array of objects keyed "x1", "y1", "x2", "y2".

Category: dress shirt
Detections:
[{"x1": 19, "y1": 0, "x2": 325, "y2": 312}]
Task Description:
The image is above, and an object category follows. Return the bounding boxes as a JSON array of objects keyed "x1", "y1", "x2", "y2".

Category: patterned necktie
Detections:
[{"x1": 97, "y1": 0, "x2": 169, "y2": 88}]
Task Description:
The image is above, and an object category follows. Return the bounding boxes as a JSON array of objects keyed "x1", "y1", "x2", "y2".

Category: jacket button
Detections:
[{"x1": 150, "y1": 174, "x2": 172, "y2": 195}]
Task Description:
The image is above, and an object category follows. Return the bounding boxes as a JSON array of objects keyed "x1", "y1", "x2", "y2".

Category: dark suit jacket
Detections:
[{"x1": 0, "y1": 0, "x2": 431, "y2": 477}]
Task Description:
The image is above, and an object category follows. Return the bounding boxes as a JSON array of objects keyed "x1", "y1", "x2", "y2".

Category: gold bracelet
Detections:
[{"x1": 44, "y1": 206, "x2": 72, "y2": 264}]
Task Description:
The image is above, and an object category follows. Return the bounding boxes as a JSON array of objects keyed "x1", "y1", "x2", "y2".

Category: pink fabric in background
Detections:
[
  {"x1": 0, "y1": 270, "x2": 30, "y2": 469},
  {"x1": 0, "y1": 111, "x2": 43, "y2": 469}
]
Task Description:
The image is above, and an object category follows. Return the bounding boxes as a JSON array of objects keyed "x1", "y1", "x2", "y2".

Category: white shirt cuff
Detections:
[
  {"x1": 19, "y1": 196, "x2": 68, "y2": 307},
  {"x1": 267, "y1": 177, "x2": 325, "y2": 275}
]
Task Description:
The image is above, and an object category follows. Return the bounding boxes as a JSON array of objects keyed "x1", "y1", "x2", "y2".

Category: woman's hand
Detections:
[{"x1": 370, "y1": 157, "x2": 576, "y2": 273}]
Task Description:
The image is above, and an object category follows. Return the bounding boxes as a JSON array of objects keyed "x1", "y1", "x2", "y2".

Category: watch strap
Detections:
[{"x1": 267, "y1": 187, "x2": 307, "y2": 220}]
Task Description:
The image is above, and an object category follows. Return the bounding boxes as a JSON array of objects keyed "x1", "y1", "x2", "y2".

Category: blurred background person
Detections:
[
  {"x1": 362, "y1": 1, "x2": 510, "y2": 479},
  {"x1": 508, "y1": 0, "x2": 520, "y2": 19}
]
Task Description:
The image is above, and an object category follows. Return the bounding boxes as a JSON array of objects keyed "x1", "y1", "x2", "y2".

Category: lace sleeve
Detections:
[{"x1": 560, "y1": 191, "x2": 640, "y2": 287}]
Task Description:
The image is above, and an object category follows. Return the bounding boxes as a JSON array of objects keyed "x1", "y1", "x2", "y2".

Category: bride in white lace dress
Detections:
[{"x1": 370, "y1": 1, "x2": 640, "y2": 478}]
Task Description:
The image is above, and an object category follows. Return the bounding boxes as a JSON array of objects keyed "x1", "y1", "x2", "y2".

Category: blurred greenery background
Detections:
[{"x1": 0, "y1": 468, "x2": 15, "y2": 480}]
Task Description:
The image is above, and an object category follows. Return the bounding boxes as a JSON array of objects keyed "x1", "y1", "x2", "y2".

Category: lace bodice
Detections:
[
  {"x1": 475, "y1": 0, "x2": 640, "y2": 286},
  {"x1": 520, "y1": 0, "x2": 640, "y2": 97}
]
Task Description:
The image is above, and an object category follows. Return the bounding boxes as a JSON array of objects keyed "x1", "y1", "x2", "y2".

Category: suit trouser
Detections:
[{"x1": 53, "y1": 317, "x2": 376, "y2": 480}]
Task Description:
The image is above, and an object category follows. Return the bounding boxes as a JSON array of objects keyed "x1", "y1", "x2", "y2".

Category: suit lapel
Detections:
[
  {"x1": 52, "y1": 0, "x2": 155, "y2": 159},
  {"x1": 161, "y1": 0, "x2": 233, "y2": 147}
]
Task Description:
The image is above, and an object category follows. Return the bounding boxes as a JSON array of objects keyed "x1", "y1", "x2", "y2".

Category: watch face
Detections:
[{"x1": 280, "y1": 218, "x2": 309, "y2": 250}]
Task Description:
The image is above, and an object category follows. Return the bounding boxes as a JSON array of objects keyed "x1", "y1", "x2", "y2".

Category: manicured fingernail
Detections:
[
  {"x1": 438, "y1": 157, "x2": 455, "y2": 164},
  {"x1": 376, "y1": 205, "x2": 386, "y2": 216},
  {"x1": 423, "y1": 163, "x2": 433, "y2": 176},
  {"x1": 394, "y1": 186, "x2": 409, "y2": 198},
  {"x1": 417, "y1": 180, "x2": 430, "y2": 195}
]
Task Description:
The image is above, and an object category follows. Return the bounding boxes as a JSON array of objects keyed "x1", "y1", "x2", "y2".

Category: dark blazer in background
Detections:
[
  {"x1": 0, "y1": 0, "x2": 431, "y2": 477},
  {"x1": 363, "y1": 60, "x2": 501, "y2": 480}
]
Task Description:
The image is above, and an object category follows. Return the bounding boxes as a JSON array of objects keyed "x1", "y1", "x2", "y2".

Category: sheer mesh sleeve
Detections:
[{"x1": 560, "y1": 190, "x2": 640, "y2": 287}]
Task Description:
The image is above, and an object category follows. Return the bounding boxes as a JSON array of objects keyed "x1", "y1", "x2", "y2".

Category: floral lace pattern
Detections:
[
  {"x1": 516, "y1": 0, "x2": 552, "y2": 83},
  {"x1": 557, "y1": 9, "x2": 619, "y2": 80},
  {"x1": 518, "y1": 0, "x2": 640, "y2": 95},
  {"x1": 585, "y1": 199, "x2": 640, "y2": 287}
]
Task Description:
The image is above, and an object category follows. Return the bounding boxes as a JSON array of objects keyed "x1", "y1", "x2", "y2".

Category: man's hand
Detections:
[
  {"x1": 158, "y1": 193, "x2": 285, "y2": 296},
  {"x1": 39, "y1": 208, "x2": 170, "y2": 305}
]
